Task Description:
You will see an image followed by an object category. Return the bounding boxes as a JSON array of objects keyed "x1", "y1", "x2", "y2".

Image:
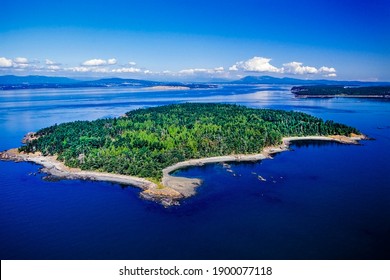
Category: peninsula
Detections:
[
  {"x1": 292, "y1": 85, "x2": 390, "y2": 98},
  {"x1": 0, "y1": 103, "x2": 366, "y2": 206}
]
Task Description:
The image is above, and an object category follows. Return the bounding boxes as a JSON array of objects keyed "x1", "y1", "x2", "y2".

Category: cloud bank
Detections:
[
  {"x1": 229, "y1": 56, "x2": 337, "y2": 77},
  {"x1": 178, "y1": 67, "x2": 224, "y2": 75},
  {"x1": 112, "y1": 67, "x2": 141, "y2": 73},
  {"x1": 0, "y1": 55, "x2": 338, "y2": 79}
]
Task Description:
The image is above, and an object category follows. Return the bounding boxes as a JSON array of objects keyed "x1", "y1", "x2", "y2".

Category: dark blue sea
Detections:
[{"x1": 0, "y1": 85, "x2": 389, "y2": 259}]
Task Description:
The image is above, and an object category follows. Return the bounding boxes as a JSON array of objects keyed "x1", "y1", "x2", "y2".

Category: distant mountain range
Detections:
[
  {"x1": 0, "y1": 75, "x2": 216, "y2": 90},
  {"x1": 0, "y1": 75, "x2": 388, "y2": 90},
  {"x1": 0, "y1": 75, "x2": 80, "y2": 85}
]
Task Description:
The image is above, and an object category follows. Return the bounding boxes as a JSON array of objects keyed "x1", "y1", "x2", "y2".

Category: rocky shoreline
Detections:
[{"x1": 0, "y1": 134, "x2": 367, "y2": 207}]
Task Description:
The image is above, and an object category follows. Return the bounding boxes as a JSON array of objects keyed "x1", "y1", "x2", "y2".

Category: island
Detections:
[
  {"x1": 0, "y1": 75, "x2": 217, "y2": 90},
  {"x1": 291, "y1": 85, "x2": 390, "y2": 98},
  {"x1": 0, "y1": 103, "x2": 366, "y2": 206}
]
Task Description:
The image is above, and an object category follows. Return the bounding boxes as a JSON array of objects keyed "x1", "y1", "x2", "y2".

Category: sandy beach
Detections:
[{"x1": 0, "y1": 134, "x2": 366, "y2": 206}]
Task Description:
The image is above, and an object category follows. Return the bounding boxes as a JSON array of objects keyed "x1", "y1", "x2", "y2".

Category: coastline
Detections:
[
  {"x1": 0, "y1": 134, "x2": 366, "y2": 207},
  {"x1": 295, "y1": 94, "x2": 390, "y2": 98}
]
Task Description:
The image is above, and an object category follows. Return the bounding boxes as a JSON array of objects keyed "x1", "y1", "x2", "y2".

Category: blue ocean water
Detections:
[{"x1": 0, "y1": 85, "x2": 389, "y2": 259}]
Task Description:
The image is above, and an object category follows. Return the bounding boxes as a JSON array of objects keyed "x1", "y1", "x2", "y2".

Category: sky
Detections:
[{"x1": 0, "y1": 0, "x2": 389, "y2": 81}]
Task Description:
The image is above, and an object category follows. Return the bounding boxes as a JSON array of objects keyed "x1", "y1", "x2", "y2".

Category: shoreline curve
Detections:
[{"x1": 0, "y1": 134, "x2": 367, "y2": 207}]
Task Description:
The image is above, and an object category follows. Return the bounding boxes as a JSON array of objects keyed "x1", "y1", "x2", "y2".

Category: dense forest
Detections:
[
  {"x1": 19, "y1": 103, "x2": 359, "y2": 179},
  {"x1": 291, "y1": 85, "x2": 390, "y2": 97}
]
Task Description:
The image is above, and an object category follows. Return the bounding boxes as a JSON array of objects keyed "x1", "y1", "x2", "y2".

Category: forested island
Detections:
[
  {"x1": 292, "y1": 85, "x2": 390, "y2": 98},
  {"x1": 1, "y1": 103, "x2": 365, "y2": 206},
  {"x1": 18, "y1": 103, "x2": 360, "y2": 178}
]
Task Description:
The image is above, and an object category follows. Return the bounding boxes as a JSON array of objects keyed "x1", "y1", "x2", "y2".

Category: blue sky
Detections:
[{"x1": 1, "y1": 0, "x2": 389, "y2": 81}]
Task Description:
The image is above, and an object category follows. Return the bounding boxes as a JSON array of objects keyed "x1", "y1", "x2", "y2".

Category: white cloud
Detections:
[
  {"x1": 47, "y1": 65, "x2": 61, "y2": 71},
  {"x1": 229, "y1": 64, "x2": 238, "y2": 71},
  {"x1": 80, "y1": 58, "x2": 117, "y2": 66},
  {"x1": 15, "y1": 63, "x2": 30, "y2": 69},
  {"x1": 231, "y1": 56, "x2": 282, "y2": 73},
  {"x1": 229, "y1": 56, "x2": 337, "y2": 78},
  {"x1": 282, "y1": 61, "x2": 318, "y2": 75},
  {"x1": 66, "y1": 66, "x2": 91, "y2": 72},
  {"x1": 319, "y1": 66, "x2": 336, "y2": 73},
  {"x1": 0, "y1": 57, "x2": 13, "y2": 68},
  {"x1": 93, "y1": 67, "x2": 109, "y2": 73},
  {"x1": 179, "y1": 68, "x2": 206, "y2": 75},
  {"x1": 14, "y1": 57, "x2": 29, "y2": 64},
  {"x1": 0, "y1": 55, "x2": 339, "y2": 79},
  {"x1": 179, "y1": 67, "x2": 225, "y2": 75},
  {"x1": 45, "y1": 59, "x2": 61, "y2": 66},
  {"x1": 67, "y1": 66, "x2": 111, "y2": 73},
  {"x1": 44, "y1": 59, "x2": 61, "y2": 71},
  {"x1": 111, "y1": 67, "x2": 141, "y2": 73},
  {"x1": 107, "y1": 58, "x2": 117, "y2": 65},
  {"x1": 45, "y1": 59, "x2": 54, "y2": 65},
  {"x1": 319, "y1": 66, "x2": 337, "y2": 77},
  {"x1": 12, "y1": 57, "x2": 33, "y2": 69},
  {"x1": 81, "y1": 59, "x2": 107, "y2": 66}
]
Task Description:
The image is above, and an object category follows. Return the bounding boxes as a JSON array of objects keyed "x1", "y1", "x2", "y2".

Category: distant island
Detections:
[
  {"x1": 292, "y1": 85, "x2": 390, "y2": 98},
  {"x1": 232, "y1": 75, "x2": 390, "y2": 86},
  {"x1": 1, "y1": 75, "x2": 390, "y2": 91},
  {"x1": 0, "y1": 103, "x2": 366, "y2": 206},
  {"x1": 0, "y1": 75, "x2": 216, "y2": 90}
]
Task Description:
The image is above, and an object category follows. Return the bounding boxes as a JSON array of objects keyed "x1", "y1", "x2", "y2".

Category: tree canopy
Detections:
[
  {"x1": 20, "y1": 103, "x2": 359, "y2": 179},
  {"x1": 292, "y1": 85, "x2": 390, "y2": 97}
]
